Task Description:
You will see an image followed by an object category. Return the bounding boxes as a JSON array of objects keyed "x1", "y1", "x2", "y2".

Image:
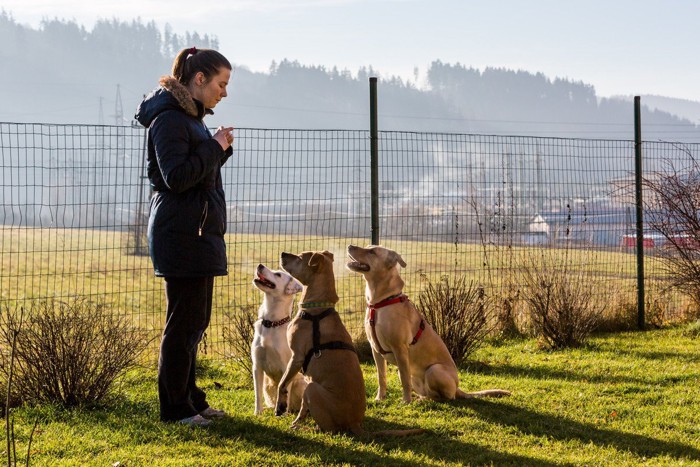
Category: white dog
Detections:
[{"x1": 251, "y1": 263, "x2": 307, "y2": 415}]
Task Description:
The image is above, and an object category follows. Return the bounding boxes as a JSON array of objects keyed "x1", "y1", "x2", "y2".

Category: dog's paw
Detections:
[{"x1": 275, "y1": 402, "x2": 287, "y2": 416}]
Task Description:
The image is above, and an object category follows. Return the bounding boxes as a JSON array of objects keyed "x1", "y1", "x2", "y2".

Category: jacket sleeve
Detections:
[
  {"x1": 149, "y1": 111, "x2": 225, "y2": 193},
  {"x1": 221, "y1": 146, "x2": 234, "y2": 166}
]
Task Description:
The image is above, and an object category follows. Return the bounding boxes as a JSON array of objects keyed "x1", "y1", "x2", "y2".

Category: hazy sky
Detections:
[{"x1": 4, "y1": 0, "x2": 700, "y2": 101}]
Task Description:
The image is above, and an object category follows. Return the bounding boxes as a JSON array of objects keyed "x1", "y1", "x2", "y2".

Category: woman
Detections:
[{"x1": 135, "y1": 47, "x2": 233, "y2": 426}]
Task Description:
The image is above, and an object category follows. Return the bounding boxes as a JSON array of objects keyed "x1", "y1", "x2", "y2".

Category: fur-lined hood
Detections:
[{"x1": 134, "y1": 76, "x2": 211, "y2": 127}]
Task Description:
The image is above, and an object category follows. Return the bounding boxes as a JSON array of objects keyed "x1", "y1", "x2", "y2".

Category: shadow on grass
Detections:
[
  {"x1": 474, "y1": 361, "x2": 668, "y2": 386},
  {"x1": 608, "y1": 348, "x2": 700, "y2": 363},
  {"x1": 201, "y1": 414, "x2": 566, "y2": 467},
  {"x1": 194, "y1": 357, "x2": 229, "y2": 380},
  {"x1": 463, "y1": 399, "x2": 700, "y2": 463},
  {"x1": 358, "y1": 415, "x2": 566, "y2": 466},
  {"x1": 85, "y1": 397, "x2": 564, "y2": 466}
]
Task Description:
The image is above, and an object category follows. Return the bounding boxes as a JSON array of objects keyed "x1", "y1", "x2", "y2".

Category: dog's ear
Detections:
[
  {"x1": 309, "y1": 250, "x2": 334, "y2": 268},
  {"x1": 397, "y1": 254, "x2": 407, "y2": 268},
  {"x1": 308, "y1": 252, "x2": 324, "y2": 268},
  {"x1": 285, "y1": 277, "x2": 303, "y2": 295},
  {"x1": 386, "y1": 250, "x2": 407, "y2": 269}
]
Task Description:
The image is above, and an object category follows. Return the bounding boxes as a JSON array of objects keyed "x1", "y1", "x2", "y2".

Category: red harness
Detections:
[{"x1": 367, "y1": 294, "x2": 425, "y2": 355}]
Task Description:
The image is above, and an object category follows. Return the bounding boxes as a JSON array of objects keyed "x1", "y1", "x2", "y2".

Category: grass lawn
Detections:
[
  {"x1": 4, "y1": 325, "x2": 700, "y2": 466},
  {"x1": 4, "y1": 227, "x2": 692, "y2": 360}
]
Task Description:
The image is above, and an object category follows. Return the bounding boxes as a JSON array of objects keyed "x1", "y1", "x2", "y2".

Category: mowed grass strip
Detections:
[
  {"x1": 5, "y1": 326, "x2": 700, "y2": 466},
  {"x1": 2, "y1": 227, "x2": 685, "y2": 356}
]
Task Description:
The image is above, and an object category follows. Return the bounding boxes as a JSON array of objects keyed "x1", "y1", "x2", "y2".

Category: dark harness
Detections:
[
  {"x1": 300, "y1": 308, "x2": 356, "y2": 374},
  {"x1": 367, "y1": 294, "x2": 425, "y2": 355}
]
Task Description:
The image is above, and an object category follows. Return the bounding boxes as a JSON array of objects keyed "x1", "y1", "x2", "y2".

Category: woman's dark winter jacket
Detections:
[{"x1": 134, "y1": 76, "x2": 233, "y2": 277}]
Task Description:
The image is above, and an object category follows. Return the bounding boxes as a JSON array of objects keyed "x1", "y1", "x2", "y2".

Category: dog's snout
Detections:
[
  {"x1": 347, "y1": 245, "x2": 359, "y2": 258},
  {"x1": 257, "y1": 264, "x2": 264, "y2": 272}
]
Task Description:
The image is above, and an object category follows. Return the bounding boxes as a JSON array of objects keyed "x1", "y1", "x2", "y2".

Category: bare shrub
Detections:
[
  {"x1": 0, "y1": 298, "x2": 151, "y2": 407},
  {"x1": 350, "y1": 326, "x2": 373, "y2": 364},
  {"x1": 493, "y1": 287, "x2": 524, "y2": 338},
  {"x1": 3, "y1": 307, "x2": 39, "y2": 466},
  {"x1": 643, "y1": 149, "x2": 700, "y2": 309},
  {"x1": 519, "y1": 251, "x2": 607, "y2": 349},
  {"x1": 222, "y1": 306, "x2": 256, "y2": 381},
  {"x1": 416, "y1": 275, "x2": 494, "y2": 365},
  {"x1": 595, "y1": 293, "x2": 638, "y2": 332},
  {"x1": 595, "y1": 287, "x2": 695, "y2": 333},
  {"x1": 468, "y1": 194, "x2": 525, "y2": 338},
  {"x1": 683, "y1": 319, "x2": 700, "y2": 338}
]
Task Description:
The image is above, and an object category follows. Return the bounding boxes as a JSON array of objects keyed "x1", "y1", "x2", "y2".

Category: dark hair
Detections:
[{"x1": 172, "y1": 47, "x2": 232, "y2": 86}]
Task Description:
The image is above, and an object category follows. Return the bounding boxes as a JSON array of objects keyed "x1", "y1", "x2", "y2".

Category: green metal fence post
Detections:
[
  {"x1": 370, "y1": 77, "x2": 379, "y2": 245},
  {"x1": 634, "y1": 96, "x2": 645, "y2": 330}
]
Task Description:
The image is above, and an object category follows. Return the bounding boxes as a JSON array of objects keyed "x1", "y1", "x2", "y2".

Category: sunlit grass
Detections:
[{"x1": 4, "y1": 327, "x2": 700, "y2": 466}]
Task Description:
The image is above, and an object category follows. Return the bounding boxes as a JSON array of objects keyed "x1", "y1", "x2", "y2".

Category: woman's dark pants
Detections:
[{"x1": 158, "y1": 276, "x2": 213, "y2": 422}]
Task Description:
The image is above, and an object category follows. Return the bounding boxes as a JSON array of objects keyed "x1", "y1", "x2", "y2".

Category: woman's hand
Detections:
[{"x1": 213, "y1": 126, "x2": 234, "y2": 150}]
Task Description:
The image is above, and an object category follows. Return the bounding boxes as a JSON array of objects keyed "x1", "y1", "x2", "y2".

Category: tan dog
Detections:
[
  {"x1": 251, "y1": 264, "x2": 307, "y2": 415},
  {"x1": 347, "y1": 244, "x2": 511, "y2": 402},
  {"x1": 275, "y1": 250, "x2": 367, "y2": 433}
]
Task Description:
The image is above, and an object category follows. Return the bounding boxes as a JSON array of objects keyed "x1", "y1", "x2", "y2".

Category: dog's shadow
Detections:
[
  {"x1": 469, "y1": 359, "x2": 675, "y2": 386},
  {"x1": 428, "y1": 398, "x2": 700, "y2": 463},
  {"x1": 358, "y1": 414, "x2": 565, "y2": 466},
  {"x1": 199, "y1": 412, "x2": 566, "y2": 466}
]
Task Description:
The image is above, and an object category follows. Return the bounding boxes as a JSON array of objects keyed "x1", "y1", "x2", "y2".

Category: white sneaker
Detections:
[
  {"x1": 178, "y1": 414, "x2": 212, "y2": 426},
  {"x1": 200, "y1": 407, "x2": 226, "y2": 419}
]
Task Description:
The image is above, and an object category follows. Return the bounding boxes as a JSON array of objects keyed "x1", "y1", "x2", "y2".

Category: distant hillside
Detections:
[
  {"x1": 639, "y1": 95, "x2": 700, "y2": 125},
  {"x1": 1, "y1": 14, "x2": 698, "y2": 142}
]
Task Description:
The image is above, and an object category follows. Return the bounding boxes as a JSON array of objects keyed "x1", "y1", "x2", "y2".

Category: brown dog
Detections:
[
  {"x1": 347, "y1": 244, "x2": 511, "y2": 402},
  {"x1": 275, "y1": 250, "x2": 367, "y2": 433}
]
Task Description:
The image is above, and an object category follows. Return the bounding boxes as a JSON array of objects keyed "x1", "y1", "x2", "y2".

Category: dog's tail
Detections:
[{"x1": 456, "y1": 388, "x2": 511, "y2": 399}]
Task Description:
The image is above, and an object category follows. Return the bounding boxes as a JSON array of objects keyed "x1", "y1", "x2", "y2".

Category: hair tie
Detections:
[{"x1": 189, "y1": 46, "x2": 197, "y2": 56}]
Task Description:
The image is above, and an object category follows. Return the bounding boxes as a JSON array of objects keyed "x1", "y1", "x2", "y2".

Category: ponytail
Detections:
[{"x1": 171, "y1": 47, "x2": 232, "y2": 86}]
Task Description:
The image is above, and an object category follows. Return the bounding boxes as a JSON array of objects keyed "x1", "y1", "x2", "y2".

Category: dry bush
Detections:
[
  {"x1": 595, "y1": 293, "x2": 638, "y2": 332},
  {"x1": 493, "y1": 288, "x2": 527, "y2": 338},
  {"x1": 350, "y1": 326, "x2": 374, "y2": 364},
  {"x1": 519, "y1": 252, "x2": 607, "y2": 349},
  {"x1": 222, "y1": 306, "x2": 257, "y2": 381},
  {"x1": 643, "y1": 150, "x2": 700, "y2": 310},
  {"x1": 416, "y1": 275, "x2": 494, "y2": 365},
  {"x1": 647, "y1": 288, "x2": 700, "y2": 326},
  {"x1": 683, "y1": 319, "x2": 700, "y2": 338},
  {"x1": 593, "y1": 287, "x2": 696, "y2": 333},
  {"x1": 0, "y1": 298, "x2": 151, "y2": 407},
  {"x1": 3, "y1": 307, "x2": 39, "y2": 466}
]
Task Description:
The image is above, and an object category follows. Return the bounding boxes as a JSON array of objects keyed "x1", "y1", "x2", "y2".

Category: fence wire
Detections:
[{"x1": 1, "y1": 122, "x2": 698, "y2": 358}]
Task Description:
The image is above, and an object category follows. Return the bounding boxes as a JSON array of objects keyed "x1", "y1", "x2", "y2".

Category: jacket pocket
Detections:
[{"x1": 198, "y1": 201, "x2": 209, "y2": 236}]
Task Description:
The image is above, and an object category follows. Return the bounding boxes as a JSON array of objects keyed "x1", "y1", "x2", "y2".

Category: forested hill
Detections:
[{"x1": 1, "y1": 13, "x2": 698, "y2": 142}]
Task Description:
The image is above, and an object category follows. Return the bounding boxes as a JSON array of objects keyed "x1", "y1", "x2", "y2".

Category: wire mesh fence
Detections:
[{"x1": 1, "y1": 122, "x2": 698, "y2": 359}]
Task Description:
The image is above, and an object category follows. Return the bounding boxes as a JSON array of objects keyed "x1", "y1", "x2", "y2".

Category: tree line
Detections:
[{"x1": 1, "y1": 12, "x2": 698, "y2": 142}]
